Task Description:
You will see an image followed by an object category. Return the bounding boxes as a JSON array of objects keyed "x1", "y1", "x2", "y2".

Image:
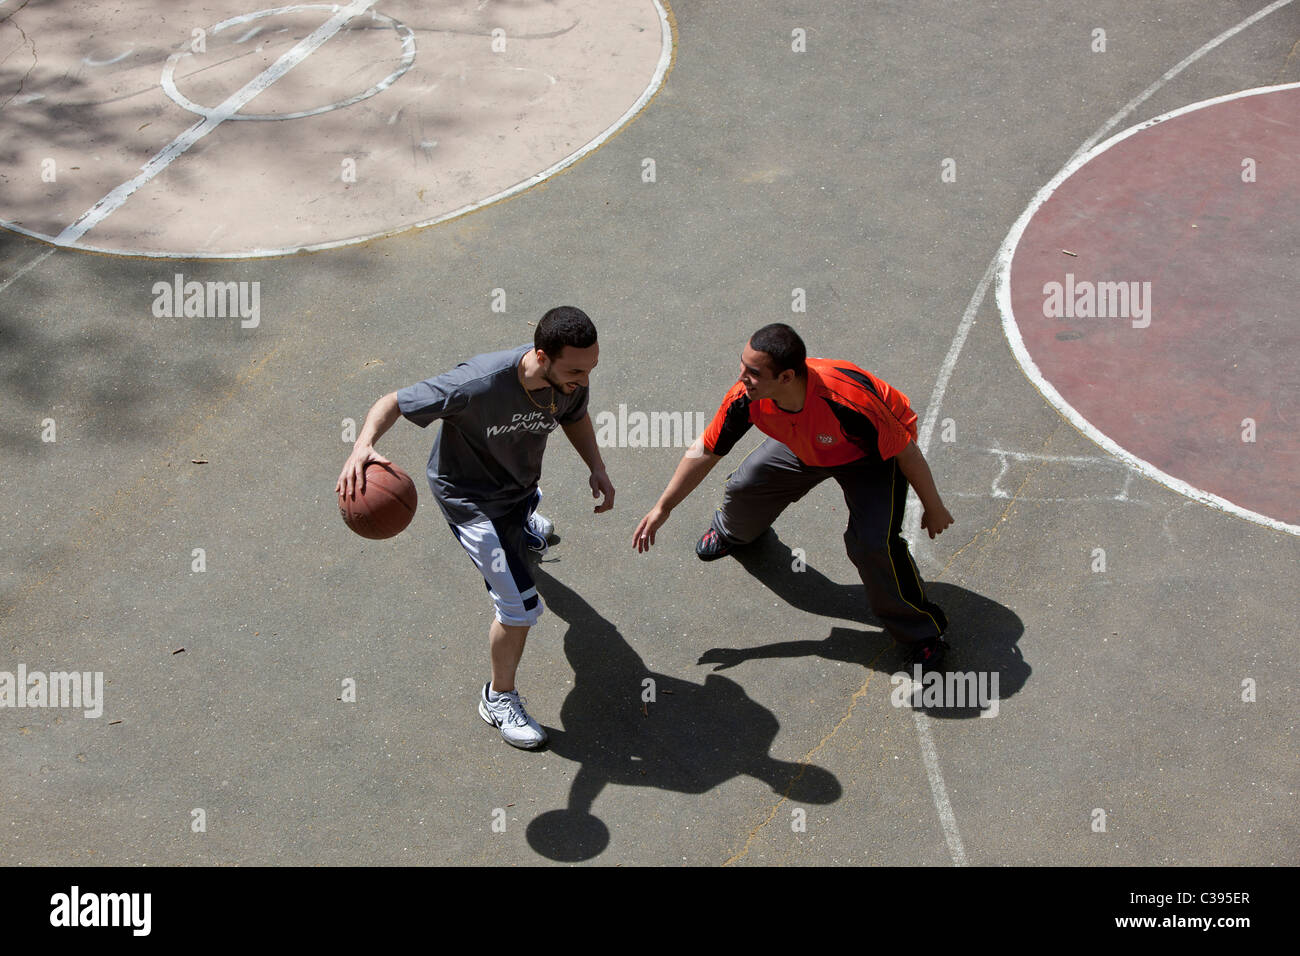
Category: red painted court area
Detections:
[{"x1": 1009, "y1": 87, "x2": 1299, "y2": 528}]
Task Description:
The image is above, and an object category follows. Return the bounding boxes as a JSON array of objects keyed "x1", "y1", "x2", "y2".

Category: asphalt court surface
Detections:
[{"x1": 0, "y1": 0, "x2": 1297, "y2": 866}]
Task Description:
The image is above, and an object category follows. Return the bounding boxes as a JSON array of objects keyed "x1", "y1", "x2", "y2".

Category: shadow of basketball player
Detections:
[
  {"x1": 525, "y1": 564, "x2": 842, "y2": 863},
  {"x1": 697, "y1": 530, "x2": 1030, "y2": 719}
]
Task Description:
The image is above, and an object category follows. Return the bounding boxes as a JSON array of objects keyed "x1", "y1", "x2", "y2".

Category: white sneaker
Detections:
[
  {"x1": 478, "y1": 682, "x2": 548, "y2": 749},
  {"x1": 524, "y1": 510, "x2": 553, "y2": 554}
]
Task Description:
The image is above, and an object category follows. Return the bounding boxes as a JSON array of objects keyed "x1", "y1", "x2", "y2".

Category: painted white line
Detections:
[
  {"x1": 1069, "y1": 0, "x2": 1299, "y2": 164},
  {"x1": 977, "y1": 446, "x2": 1132, "y2": 499},
  {"x1": 0, "y1": 247, "x2": 54, "y2": 296},
  {"x1": 160, "y1": 4, "x2": 415, "y2": 122},
  {"x1": 54, "y1": 0, "x2": 379, "y2": 246},
  {"x1": 904, "y1": 256, "x2": 997, "y2": 549},
  {"x1": 998, "y1": 82, "x2": 1300, "y2": 538},
  {"x1": 984, "y1": 447, "x2": 1132, "y2": 466},
  {"x1": 904, "y1": 0, "x2": 1300, "y2": 548},
  {"x1": 912, "y1": 705, "x2": 968, "y2": 866},
  {"x1": 902, "y1": 0, "x2": 1300, "y2": 871},
  {"x1": 947, "y1": 491, "x2": 1153, "y2": 505},
  {"x1": 82, "y1": 47, "x2": 135, "y2": 68},
  {"x1": 22, "y1": 0, "x2": 674, "y2": 259}
]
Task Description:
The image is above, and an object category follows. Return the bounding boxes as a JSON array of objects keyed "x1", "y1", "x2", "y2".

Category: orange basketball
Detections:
[{"x1": 338, "y1": 461, "x2": 418, "y2": 539}]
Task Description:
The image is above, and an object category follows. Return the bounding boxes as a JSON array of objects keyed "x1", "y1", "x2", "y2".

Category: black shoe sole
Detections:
[{"x1": 905, "y1": 638, "x2": 950, "y2": 672}]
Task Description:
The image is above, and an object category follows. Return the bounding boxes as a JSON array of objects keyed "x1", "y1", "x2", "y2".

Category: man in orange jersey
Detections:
[{"x1": 633, "y1": 323, "x2": 954, "y2": 669}]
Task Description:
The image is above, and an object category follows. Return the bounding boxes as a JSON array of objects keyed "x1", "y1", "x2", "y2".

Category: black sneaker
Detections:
[
  {"x1": 695, "y1": 528, "x2": 733, "y2": 561},
  {"x1": 904, "y1": 637, "x2": 949, "y2": 673}
]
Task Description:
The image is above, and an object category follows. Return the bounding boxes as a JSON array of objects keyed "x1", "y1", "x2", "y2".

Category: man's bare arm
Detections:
[
  {"x1": 335, "y1": 392, "x2": 401, "y2": 499},
  {"x1": 895, "y1": 439, "x2": 953, "y2": 538},
  {"x1": 561, "y1": 413, "x2": 614, "y2": 513},
  {"x1": 633, "y1": 438, "x2": 723, "y2": 552}
]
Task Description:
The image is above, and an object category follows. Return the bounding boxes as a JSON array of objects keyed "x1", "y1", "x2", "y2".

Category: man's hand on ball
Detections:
[{"x1": 336, "y1": 445, "x2": 392, "y2": 500}]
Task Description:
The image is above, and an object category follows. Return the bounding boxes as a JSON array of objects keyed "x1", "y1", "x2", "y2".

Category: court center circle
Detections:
[{"x1": 160, "y1": 5, "x2": 416, "y2": 122}]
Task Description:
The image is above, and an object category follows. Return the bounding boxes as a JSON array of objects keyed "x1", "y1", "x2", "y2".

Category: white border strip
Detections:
[
  {"x1": 2, "y1": 0, "x2": 674, "y2": 259},
  {"x1": 997, "y1": 82, "x2": 1300, "y2": 538},
  {"x1": 903, "y1": 257, "x2": 997, "y2": 551},
  {"x1": 912, "y1": 706, "x2": 967, "y2": 866}
]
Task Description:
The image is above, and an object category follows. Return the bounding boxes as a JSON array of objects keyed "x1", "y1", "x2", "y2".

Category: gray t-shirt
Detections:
[{"x1": 397, "y1": 345, "x2": 589, "y2": 524}]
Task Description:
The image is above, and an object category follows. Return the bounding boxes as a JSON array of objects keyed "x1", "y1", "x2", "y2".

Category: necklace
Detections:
[{"x1": 519, "y1": 355, "x2": 557, "y2": 414}]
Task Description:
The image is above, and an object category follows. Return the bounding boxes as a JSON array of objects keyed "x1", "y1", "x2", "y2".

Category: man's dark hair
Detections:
[
  {"x1": 749, "y1": 323, "x2": 807, "y2": 377},
  {"x1": 536, "y1": 306, "x2": 597, "y2": 357}
]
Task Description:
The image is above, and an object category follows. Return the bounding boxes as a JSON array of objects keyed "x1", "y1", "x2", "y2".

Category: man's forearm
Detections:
[
  {"x1": 562, "y1": 413, "x2": 608, "y2": 475},
  {"x1": 358, "y1": 392, "x2": 402, "y2": 448},
  {"x1": 655, "y1": 440, "x2": 721, "y2": 512},
  {"x1": 337, "y1": 392, "x2": 403, "y2": 497},
  {"x1": 896, "y1": 440, "x2": 945, "y2": 512}
]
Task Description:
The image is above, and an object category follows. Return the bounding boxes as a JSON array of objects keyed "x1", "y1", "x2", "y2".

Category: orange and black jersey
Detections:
[{"x1": 701, "y1": 358, "x2": 919, "y2": 467}]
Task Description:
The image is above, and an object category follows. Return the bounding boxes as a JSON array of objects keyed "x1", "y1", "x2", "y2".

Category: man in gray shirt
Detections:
[{"x1": 336, "y1": 307, "x2": 613, "y2": 748}]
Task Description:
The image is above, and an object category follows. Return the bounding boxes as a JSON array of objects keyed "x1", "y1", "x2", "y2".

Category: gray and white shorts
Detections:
[{"x1": 447, "y1": 490, "x2": 544, "y2": 627}]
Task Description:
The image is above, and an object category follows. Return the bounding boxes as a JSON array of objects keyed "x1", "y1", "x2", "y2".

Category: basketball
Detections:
[{"x1": 338, "y1": 461, "x2": 418, "y2": 539}]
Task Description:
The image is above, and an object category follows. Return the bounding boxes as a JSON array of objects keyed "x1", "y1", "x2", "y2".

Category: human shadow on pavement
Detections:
[
  {"x1": 525, "y1": 564, "x2": 842, "y2": 863},
  {"x1": 697, "y1": 529, "x2": 1029, "y2": 720}
]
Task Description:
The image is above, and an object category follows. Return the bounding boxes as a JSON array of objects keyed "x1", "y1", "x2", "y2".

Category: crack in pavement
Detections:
[
  {"x1": 1276, "y1": 37, "x2": 1300, "y2": 82},
  {"x1": 0, "y1": 0, "x2": 37, "y2": 111},
  {"x1": 723, "y1": 646, "x2": 890, "y2": 866},
  {"x1": 940, "y1": 425, "x2": 1063, "y2": 583}
]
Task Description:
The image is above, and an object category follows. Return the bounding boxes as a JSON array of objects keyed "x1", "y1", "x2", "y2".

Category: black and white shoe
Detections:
[
  {"x1": 523, "y1": 511, "x2": 553, "y2": 555},
  {"x1": 478, "y1": 682, "x2": 548, "y2": 749}
]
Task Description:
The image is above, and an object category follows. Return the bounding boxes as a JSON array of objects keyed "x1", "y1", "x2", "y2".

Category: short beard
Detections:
[{"x1": 541, "y1": 366, "x2": 567, "y2": 391}]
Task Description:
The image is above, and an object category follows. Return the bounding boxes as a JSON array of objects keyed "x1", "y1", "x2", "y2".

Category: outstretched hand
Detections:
[{"x1": 632, "y1": 506, "x2": 669, "y2": 553}]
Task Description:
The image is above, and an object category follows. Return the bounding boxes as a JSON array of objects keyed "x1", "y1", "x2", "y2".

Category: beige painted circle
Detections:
[{"x1": 0, "y1": 0, "x2": 671, "y2": 257}]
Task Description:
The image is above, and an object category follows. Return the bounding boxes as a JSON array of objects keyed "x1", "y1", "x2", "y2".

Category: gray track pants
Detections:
[{"x1": 711, "y1": 438, "x2": 947, "y2": 645}]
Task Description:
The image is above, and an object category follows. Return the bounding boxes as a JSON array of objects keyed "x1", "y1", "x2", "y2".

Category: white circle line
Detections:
[
  {"x1": 996, "y1": 82, "x2": 1300, "y2": 538},
  {"x1": 50, "y1": 0, "x2": 381, "y2": 246},
  {"x1": 904, "y1": 0, "x2": 1300, "y2": 551},
  {"x1": 160, "y1": 4, "x2": 416, "y2": 122},
  {"x1": 211, "y1": 3, "x2": 342, "y2": 34},
  {"x1": 902, "y1": 2, "x2": 1299, "y2": 873},
  {"x1": 10, "y1": 0, "x2": 674, "y2": 259}
]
